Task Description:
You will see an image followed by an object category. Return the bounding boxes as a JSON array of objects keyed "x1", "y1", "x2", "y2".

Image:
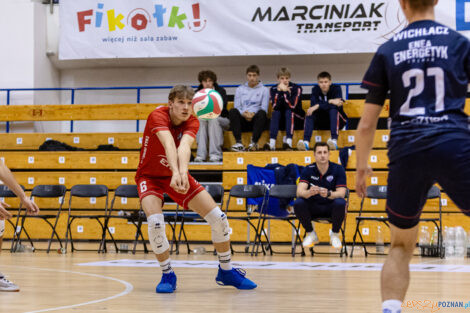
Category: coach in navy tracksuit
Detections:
[
  {"x1": 294, "y1": 142, "x2": 347, "y2": 249},
  {"x1": 297, "y1": 72, "x2": 348, "y2": 151},
  {"x1": 266, "y1": 67, "x2": 303, "y2": 151}
]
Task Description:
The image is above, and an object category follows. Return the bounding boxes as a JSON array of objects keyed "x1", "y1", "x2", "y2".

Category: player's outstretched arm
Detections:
[
  {"x1": 156, "y1": 130, "x2": 184, "y2": 192},
  {"x1": 355, "y1": 103, "x2": 382, "y2": 198},
  {"x1": 0, "y1": 162, "x2": 39, "y2": 215},
  {"x1": 177, "y1": 134, "x2": 195, "y2": 193}
]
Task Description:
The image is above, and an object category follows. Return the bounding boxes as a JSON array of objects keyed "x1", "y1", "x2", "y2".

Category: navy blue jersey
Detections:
[
  {"x1": 299, "y1": 162, "x2": 347, "y2": 203},
  {"x1": 362, "y1": 20, "x2": 470, "y2": 161},
  {"x1": 310, "y1": 84, "x2": 343, "y2": 110}
]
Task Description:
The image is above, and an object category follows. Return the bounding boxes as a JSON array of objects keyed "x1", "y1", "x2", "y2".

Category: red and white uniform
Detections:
[{"x1": 135, "y1": 106, "x2": 203, "y2": 208}]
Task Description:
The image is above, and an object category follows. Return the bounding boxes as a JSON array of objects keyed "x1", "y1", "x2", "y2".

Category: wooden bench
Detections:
[
  {"x1": 0, "y1": 99, "x2": 469, "y2": 123},
  {"x1": 0, "y1": 129, "x2": 391, "y2": 151}
]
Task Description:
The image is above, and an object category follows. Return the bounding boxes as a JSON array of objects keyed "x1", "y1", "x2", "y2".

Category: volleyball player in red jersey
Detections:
[{"x1": 135, "y1": 85, "x2": 256, "y2": 293}]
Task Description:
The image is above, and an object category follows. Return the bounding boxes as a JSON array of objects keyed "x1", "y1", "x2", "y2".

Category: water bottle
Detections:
[
  {"x1": 192, "y1": 247, "x2": 206, "y2": 255},
  {"x1": 445, "y1": 227, "x2": 455, "y2": 258},
  {"x1": 455, "y1": 226, "x2": 466, "y2": 258},
  {"x1": 418, "y1": 226, "x2": 430, "y2": 247},
  {"x1": 376, "y1": 226, "x2": 384, "y2": 253}
]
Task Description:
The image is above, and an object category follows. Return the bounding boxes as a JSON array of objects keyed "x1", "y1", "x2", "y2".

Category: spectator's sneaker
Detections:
[
  {"x1": 193, "y1": 156, "x2": 204, "y2": 163},
  {"x1": 327, "y1": 138, "x2": 338, "y2": 150},
  {"x1": 302, "y1": 230, "x2": 319, "y2": 247},
  {"x1": 247, "y1": 142, "x2": 258, "y2": 151},
  {"x1": 215, "y1": 266, "x2": 257, "y2": 290},
  {"x1": 209, "y1": 156, "x2": 222, "y2": 163},
  {"x1": 231, "y1": 143, "x2": 245, "y2": 152},
  {"x1": 156, "y1": 272, "x2": 177, "y2": 293},
  {"x1": 329, "y1": 230, "x2": 342, "y2": 249},
  {"x1": 0, "y1": 276, "x2": 19, "y2": 292},
  {"x1": 296, "y1": 140, "x2": 309, "y2": 151},
  {"x1": 282, "y1": 143, "x2": 293, "y2": 151}
]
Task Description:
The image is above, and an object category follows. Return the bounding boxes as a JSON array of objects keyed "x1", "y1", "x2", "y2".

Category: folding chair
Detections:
[
  {"x1": 308, "y1": 189, "x2": 350, "y2": 257},
  {"x1": 107, "y1": 184, "x2": 148, "y2": 254},
  {"x1": 224, "y1": 184, "x2": 268, "y2": 255},
  {"x1": 64, "y1": 184, "x2": 112, "y2": 253},
  {"x1": 175, "y1": 183, "x2": 225, "y2": 254},
  {"x1": 13, "y1": 185, "x2": 67, "y2": 253},
  {"x1": 350, "y1": 185, "x2": 442, "y2": 257},
  {"x1": 0, "y1": 185, "x2": 27, "y2": 252},
  {"x1": 256, "y1": 184, "x2": 304, "y2": 256}
]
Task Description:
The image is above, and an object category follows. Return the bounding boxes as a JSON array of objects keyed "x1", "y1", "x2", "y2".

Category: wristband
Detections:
[{"x1": 327, "y1": 190, "x2": 331, "y2": 198}]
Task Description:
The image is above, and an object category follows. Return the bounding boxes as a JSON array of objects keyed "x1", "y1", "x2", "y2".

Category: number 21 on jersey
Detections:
[{"x1": 400, "y1": 67, "x2": 444, "y2": 116}]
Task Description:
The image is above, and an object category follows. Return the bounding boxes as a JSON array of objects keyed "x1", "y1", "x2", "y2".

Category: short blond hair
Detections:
[
  {"x1": 276, "y1": 67, "x2": 291, "y2": 78},
  {"x1": 168, "y1": 85, "x2": 194, "y2": 102}
]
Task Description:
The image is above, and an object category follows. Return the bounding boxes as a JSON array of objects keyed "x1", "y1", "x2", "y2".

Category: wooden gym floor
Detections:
[{"x1": 1, "y1": 244, "x2": 470, "y2": 313}]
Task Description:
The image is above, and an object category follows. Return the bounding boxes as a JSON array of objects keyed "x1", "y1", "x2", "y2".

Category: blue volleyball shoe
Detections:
[
  {"x1": 215, "y1": 266, "x2": 257, "y2": 290},
  {"x1": 156, "y1": 272, "x2": 177, "y2": 293}
]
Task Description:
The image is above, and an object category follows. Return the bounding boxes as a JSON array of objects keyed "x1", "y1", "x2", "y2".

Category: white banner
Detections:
[{"x1": 59, "y1": 0, "x2": 461, "y2": 60}]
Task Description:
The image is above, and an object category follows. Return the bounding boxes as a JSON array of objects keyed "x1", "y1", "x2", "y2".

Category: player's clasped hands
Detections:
[{"x1": 170, "y1": 172, "x2": 189, "y2": 194}]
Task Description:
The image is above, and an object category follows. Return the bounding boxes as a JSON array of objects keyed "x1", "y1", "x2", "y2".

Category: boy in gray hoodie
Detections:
[{"x1": 229, "y1": 65, "x2": 269, "y2": 151}]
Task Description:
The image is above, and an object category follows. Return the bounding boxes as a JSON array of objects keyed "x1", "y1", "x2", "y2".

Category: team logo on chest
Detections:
[{"x1": 326, "y1": 175, "x2": 334, "y2": 182}]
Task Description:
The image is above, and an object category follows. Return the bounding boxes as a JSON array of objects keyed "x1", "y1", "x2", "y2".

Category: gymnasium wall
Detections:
[{"x1": 2, "y1": 1, "x2": 375, "y2": 133}]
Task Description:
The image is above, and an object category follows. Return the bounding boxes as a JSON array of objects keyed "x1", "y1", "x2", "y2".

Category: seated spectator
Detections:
[
  {"x1": 297, "y1": 72, "x2": 348, "y2": 151},
  {"x1": 229, "y1": 65, "x2": 269, "y2": 151},
  {"x1": 293, "y1": 142, "x2": 347, "y2": 249},
  {"x1": 265, "y1": 67, "x2": 303, "y2": 151},
  {"x1": 194, "y1": 70, "x2": 229, "y2": 162}
]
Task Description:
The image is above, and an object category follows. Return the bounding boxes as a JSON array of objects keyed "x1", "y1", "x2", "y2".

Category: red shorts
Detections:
[{"x1": 135, "y1": 175, "x2": 204, "y2": 209}]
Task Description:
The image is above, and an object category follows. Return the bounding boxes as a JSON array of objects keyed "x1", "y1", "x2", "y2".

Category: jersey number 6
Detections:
[
  {"x1": 140, "y1": 181, "x2": 147, "y2": 193},
  {"x1": 400, "y1": 67, "x2": 444, "y2": 116}
]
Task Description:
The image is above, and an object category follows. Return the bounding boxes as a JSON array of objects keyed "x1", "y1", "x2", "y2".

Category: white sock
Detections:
[
  {"x1": 382, "y1": 300, "x2": 402, "y2": 313},
  {"x1": 286, "y1": 138, "x2": 292, "y2": 147},
  {"x1": 217, "y1": 250, "x2": 232, "y2": 271},
  {"x1": 282, "y1": 136, "x2": 287, "y2": 144},
  {"x1": 159, "y1": 258, "x2": 174, "y2": 274},
  {"x1": 269, "y1": 138, "x2": 276, "y2": 149},
  {"x1": 304, "y1": 140, "x2": 309, "y2": 149}
]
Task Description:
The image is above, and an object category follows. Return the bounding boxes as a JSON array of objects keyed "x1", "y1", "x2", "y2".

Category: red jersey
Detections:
[{"x1": 135, "y1": 106, "x2": 199, "y2": 178}]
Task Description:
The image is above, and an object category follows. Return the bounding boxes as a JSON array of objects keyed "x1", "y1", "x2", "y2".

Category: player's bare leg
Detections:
[
  {"x1": 381, "y1": 224, "x2": 419, "y2": 312},
  {"x1": 188, "y1": 190, "x2": 257, "y2": 289},
  {"x1": 141, "y1": 195, "x2": 176, "y2": 293}
]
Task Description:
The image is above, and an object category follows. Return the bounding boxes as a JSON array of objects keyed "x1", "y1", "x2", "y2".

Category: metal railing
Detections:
[{"x1": 0, "y1": 82, "x2": 362, "y2": 133}]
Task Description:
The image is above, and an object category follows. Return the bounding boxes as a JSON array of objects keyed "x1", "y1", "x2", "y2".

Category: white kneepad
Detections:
[
  {"x1": 147, "y1": 214, "x2": 169, "y2": 255},
  {"x1": 205, "y1": 207, "x2": 230, "y2": 243},
  {"x1": 0, "y1": 219, "x2": 4, "y2": 237}
]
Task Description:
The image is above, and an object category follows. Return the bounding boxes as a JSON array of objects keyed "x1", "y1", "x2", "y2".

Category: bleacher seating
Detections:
[{"x1": 0, "y1": 100, "x2": 463, "y2": 248}]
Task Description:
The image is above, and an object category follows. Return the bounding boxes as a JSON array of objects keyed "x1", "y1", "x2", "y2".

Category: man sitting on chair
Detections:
[{"x1": 293, "y1": 142, "x2": 347, "y2": 249}]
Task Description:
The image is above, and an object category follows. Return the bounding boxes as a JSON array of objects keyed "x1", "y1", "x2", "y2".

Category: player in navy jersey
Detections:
[{"x1": 356, "y1": 1, "x2": 470, "y2": 312}]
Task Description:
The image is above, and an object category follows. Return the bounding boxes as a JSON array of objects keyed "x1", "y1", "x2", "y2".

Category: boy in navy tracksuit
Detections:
[
  {"x1": 297, "y1": 72, "x2": 348, "y2": 151},
  {"x1": 265, "y1": 68, "x2": 303, "y2": 150}
]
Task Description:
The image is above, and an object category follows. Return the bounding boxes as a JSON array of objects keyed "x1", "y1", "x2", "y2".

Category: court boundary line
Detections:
[{"x1": 3, "y1": 265, "x2": 133, "y2": 313}]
